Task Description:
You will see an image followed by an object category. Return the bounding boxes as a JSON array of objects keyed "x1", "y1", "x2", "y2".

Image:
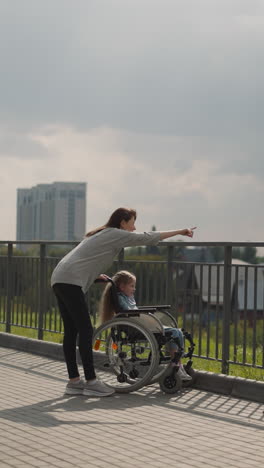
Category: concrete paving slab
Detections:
[{"x1": 0, "y1": 347, "x2": 263, "y2": 468}]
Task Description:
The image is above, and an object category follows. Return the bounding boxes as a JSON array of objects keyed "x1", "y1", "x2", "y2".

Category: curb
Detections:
[
  {"x1": 192, "y1": 370, "x2": 264, "y2": 404},
  {"x1": 0, "y1": 331, "x2": 65, "y2": 362},
  {"x1": 1, "y1": 332, "x2": 263, "y2": 403}
]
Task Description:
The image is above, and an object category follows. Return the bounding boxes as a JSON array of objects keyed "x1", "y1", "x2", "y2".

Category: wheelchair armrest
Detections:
[
  {"x1": 116, "y1": 308, "x2": 157, "y2": 316},
  {"x1": 138, "y1": 307, "x2": 157, "y2": 313},
  {"x1": 115, "y1": 311, "x2": 140, "y2": 318}
]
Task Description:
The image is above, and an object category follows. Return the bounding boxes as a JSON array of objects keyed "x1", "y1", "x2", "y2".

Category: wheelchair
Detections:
[{"x1": 92, "y1": 279, "x2": 196, "y2": 394}]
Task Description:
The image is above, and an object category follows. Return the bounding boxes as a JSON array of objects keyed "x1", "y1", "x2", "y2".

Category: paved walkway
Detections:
[{"x1": 0, "y1": 347, "x2": 263, "y2": 468}]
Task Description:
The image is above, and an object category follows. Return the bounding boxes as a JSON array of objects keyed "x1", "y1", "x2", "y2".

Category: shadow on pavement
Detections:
[{"x1": 0, "y1": 386, "x2": 263, "y2": 430}]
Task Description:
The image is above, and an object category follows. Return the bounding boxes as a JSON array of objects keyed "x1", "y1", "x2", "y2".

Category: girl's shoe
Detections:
[{"x1": 177, "y1": 366, "x2": 192, "y2": 381}]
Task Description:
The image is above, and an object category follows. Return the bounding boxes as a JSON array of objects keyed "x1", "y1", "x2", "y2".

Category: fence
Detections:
[{"x1": 0, "y1": 240, "x2": 264, "y2": 375}]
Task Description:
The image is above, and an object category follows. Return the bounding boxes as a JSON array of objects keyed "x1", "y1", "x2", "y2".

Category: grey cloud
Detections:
[
  {"x1": 0, "y1": 131, "x2": 49, "y2": 159},
  {"x1": 118, "y1": 132, "x2": 264, "y2": 179},
  {"x1": 0, "y1": 0, "x2": 263, "y2": 137}
]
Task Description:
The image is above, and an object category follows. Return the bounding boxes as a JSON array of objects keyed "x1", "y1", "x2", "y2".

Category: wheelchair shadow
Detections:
[{"x1": 0, "y1": 386, "x2": 263, "y2": 430}]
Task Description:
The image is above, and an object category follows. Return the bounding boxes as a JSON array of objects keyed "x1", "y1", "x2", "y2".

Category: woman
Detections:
[{"x1": 51, "y1": 207, "x2": 196, "y2": 397}]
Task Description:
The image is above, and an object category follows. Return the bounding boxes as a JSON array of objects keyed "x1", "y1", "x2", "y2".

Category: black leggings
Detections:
[{"x1": 52, "y1": 283, "x2": 96, "y2": 381}]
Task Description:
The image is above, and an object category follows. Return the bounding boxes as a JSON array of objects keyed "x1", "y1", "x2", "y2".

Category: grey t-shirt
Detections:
[{"x1": 51, "y1": 228, "x2": 161, "y2": 293}]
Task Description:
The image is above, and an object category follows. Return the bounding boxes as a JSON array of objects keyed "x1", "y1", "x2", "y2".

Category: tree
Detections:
[{"x1": 242, "y1": 246, "x2": 257, "y2": 264}]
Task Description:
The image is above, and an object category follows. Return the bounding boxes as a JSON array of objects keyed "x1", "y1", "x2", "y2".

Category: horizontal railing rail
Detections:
[{"x1": 0, "y1": 240, "x2": 264, "y2": 376}]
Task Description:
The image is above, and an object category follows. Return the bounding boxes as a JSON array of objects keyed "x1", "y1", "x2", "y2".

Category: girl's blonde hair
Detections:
[{"x1": 99, "y1": 270, "x2": 136, "y2": 323}]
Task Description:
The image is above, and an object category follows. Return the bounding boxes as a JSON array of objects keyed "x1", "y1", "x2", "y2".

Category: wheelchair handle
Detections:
[{"x1": 94, "y1": 277, "x2": 114, "y2": 285}]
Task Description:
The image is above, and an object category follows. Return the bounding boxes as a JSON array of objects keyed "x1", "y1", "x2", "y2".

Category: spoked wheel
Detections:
[
  {"x1": 92, "y1": 317, "x2": 160, "y2": 393},
  {"x1": 159, "y1": 365, "x2": 182, "y2": 394}
]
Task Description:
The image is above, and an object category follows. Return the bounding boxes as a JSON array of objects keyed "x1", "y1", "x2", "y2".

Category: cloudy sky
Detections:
[{"x1": 0, "y1": 0, "x2": 263, "y2": 248}]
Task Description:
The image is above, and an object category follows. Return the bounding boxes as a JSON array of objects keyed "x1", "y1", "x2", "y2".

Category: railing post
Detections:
[
  {"x1": 38, "y1": 243, "x2": 46, "y2": 340},
  {"x1": 5, "y1": 243, "x2": 13, "y2": 333},
  {"x1": 222, "y1": 245, "x2": 232, "y2": 374},
  {"x1": 166, "y1": 245, "x2": 174, "y2": 305},
  {"x1": 118, "y1": 248, "x2": 124, "y2": 270}
]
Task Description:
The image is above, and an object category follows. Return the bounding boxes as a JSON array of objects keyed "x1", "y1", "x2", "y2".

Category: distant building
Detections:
[{"x1": 16, "y1": 182, "x2": 86, "y2": 242}]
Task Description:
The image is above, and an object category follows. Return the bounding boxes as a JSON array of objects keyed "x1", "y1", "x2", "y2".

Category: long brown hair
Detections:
[
  {"x1": 99, "y1": 270, "x2": 136, "y2": 323},
  {"x1": 85, "y1": 207, "x2": 137, "y2": 237}
]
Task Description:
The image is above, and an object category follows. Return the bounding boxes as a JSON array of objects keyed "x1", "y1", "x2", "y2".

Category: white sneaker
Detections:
[
  {"x1": 83, "y1": 379, "x2": 115, "y2": 397},
  {"x1": 65, "y1": 379, "x2": 85, "y2": 395},
  {"x1": 177, "y1": 367, "x2": 192, "y2": 381}
]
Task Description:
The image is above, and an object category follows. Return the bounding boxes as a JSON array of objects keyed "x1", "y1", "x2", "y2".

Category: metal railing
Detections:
[{"x1": 0, "y1": 240, "x2": 264, "y2": 375}]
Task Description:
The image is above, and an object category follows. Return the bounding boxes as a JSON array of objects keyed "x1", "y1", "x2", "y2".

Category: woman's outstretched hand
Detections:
[{"x1": 181, "y1": 227, "x2": 197, "y2": 238}]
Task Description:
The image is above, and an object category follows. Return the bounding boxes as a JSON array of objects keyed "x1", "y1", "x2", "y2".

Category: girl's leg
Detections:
[{"x1": 53, "y1": 283, "x2": 96, "y2": 381}]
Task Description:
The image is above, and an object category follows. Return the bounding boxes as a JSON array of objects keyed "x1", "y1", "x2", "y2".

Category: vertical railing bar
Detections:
[
  {"x1": 164, "y1": 262, "x2": 167, "y2": 305},
  {"x1": 161, "y1": 264, "x2": 165, "y2": 305},
  {"x1": 46, "y1": 256, "x2": 51, "y2": 331},
  {"x1": 12, "y1": 256, "x2": 17, "y2": 326},
  {"x1": 32, "y1": 257, "x2": 35, "y2": 328},
  {"x1": 17, "y1": 257, "x2": 21, "y2": 326},
  {"x1": 20, "y1": 256, "x2": 23, "y2": 327},
  {"x1": 138, "y1": 263, "x2": 143, "y2": 304},
  {"x1": 15, "y1": 257, "x2": 20, "y2": 327},
  {"x1": 5, "y1": 243, "x2": 13, "y2": 333},
  {"x1": 166, "y1": 245, "x2": 174, "y2": 307},
  {"x1": 182, "y1": 262, "x2": 187, "y2": 330},
  {"x1": 222, "y1": 245, "x2": 232, "y2": 374},
  {"x1": 117, "y1": 248, "x2": 124, "y2": 270},
  {"x1": 252, "y1": 267, "x2": 257, "y2": 366},
  {"x1": 146, "y1": 263, "x2": 150, "y2": 303},
  {"x1": 153, "y1": 265, "x2": 157, "y2": 304},
  {"x1": 0, "y1": 257, "x2": 3, "y2": 324},
  {"x1": 190, "y1": 263, "x2": 195, "y2": 336},
  {"x1": 198, "y1": 264, "x2": 203, "y2": 356},
  {"x1": 262, "y1": 274, "x2": 264, "y2": 368},
  {"x1": 36, "y1": 256, "x2": 40, "y2": 329},
  {"x1": 52, "y1": 259, "x2": 58, "y2": 332},
  {"x1": 243, "y1": 266, "x2": 248, "y2": 364},
  {"x1": 38, "y1": 243, "x2": 46, "y2": 340},
  {"x1": 215, "y1": 264, "x2": 220, "y2": 360},
  {"x1": 0, "y1": 256, "x2": 4, "y2": 324},
  {"x1": 30, "y1": 257, "x2": 34, "y2": 328},
  {"x1": 174, "y1": 262, "x2": 180, "y2": 323},
  {"x1": 158, "y1": 265, "x2": 161, "y2": 305},
  {"x1": 26, "y1": 257, "x2": 30, "y2": 327},
  {"x1": 233, "y1": 266, "x2": 239, "y2": 363},
  {"x1": 47, "y1": 257, "x2": 52, "y2": 332},
  {"x1": 11, "y1": 255, "x2": 15, "y2": 327},
  {"x1": 206, "y1": 264, "x2": 211, "y2": 358}
]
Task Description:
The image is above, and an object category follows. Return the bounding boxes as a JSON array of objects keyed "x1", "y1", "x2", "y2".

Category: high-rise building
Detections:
[{"x1": 16, "y1": 182, "x2": 86, "y2": 241}]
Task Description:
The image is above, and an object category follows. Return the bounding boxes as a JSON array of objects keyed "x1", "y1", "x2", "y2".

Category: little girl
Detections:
[{"x1": 100, "y1": 270, "x2": 192, "y2": 381}]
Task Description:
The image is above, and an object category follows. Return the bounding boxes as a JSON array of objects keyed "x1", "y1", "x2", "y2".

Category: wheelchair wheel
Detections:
[
  {"x1": 159, "y1": 365, "x2": 182, "y2": 394},
  {"x1": 92, "y1": 317, "x2": 160, "y2": 393}
]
